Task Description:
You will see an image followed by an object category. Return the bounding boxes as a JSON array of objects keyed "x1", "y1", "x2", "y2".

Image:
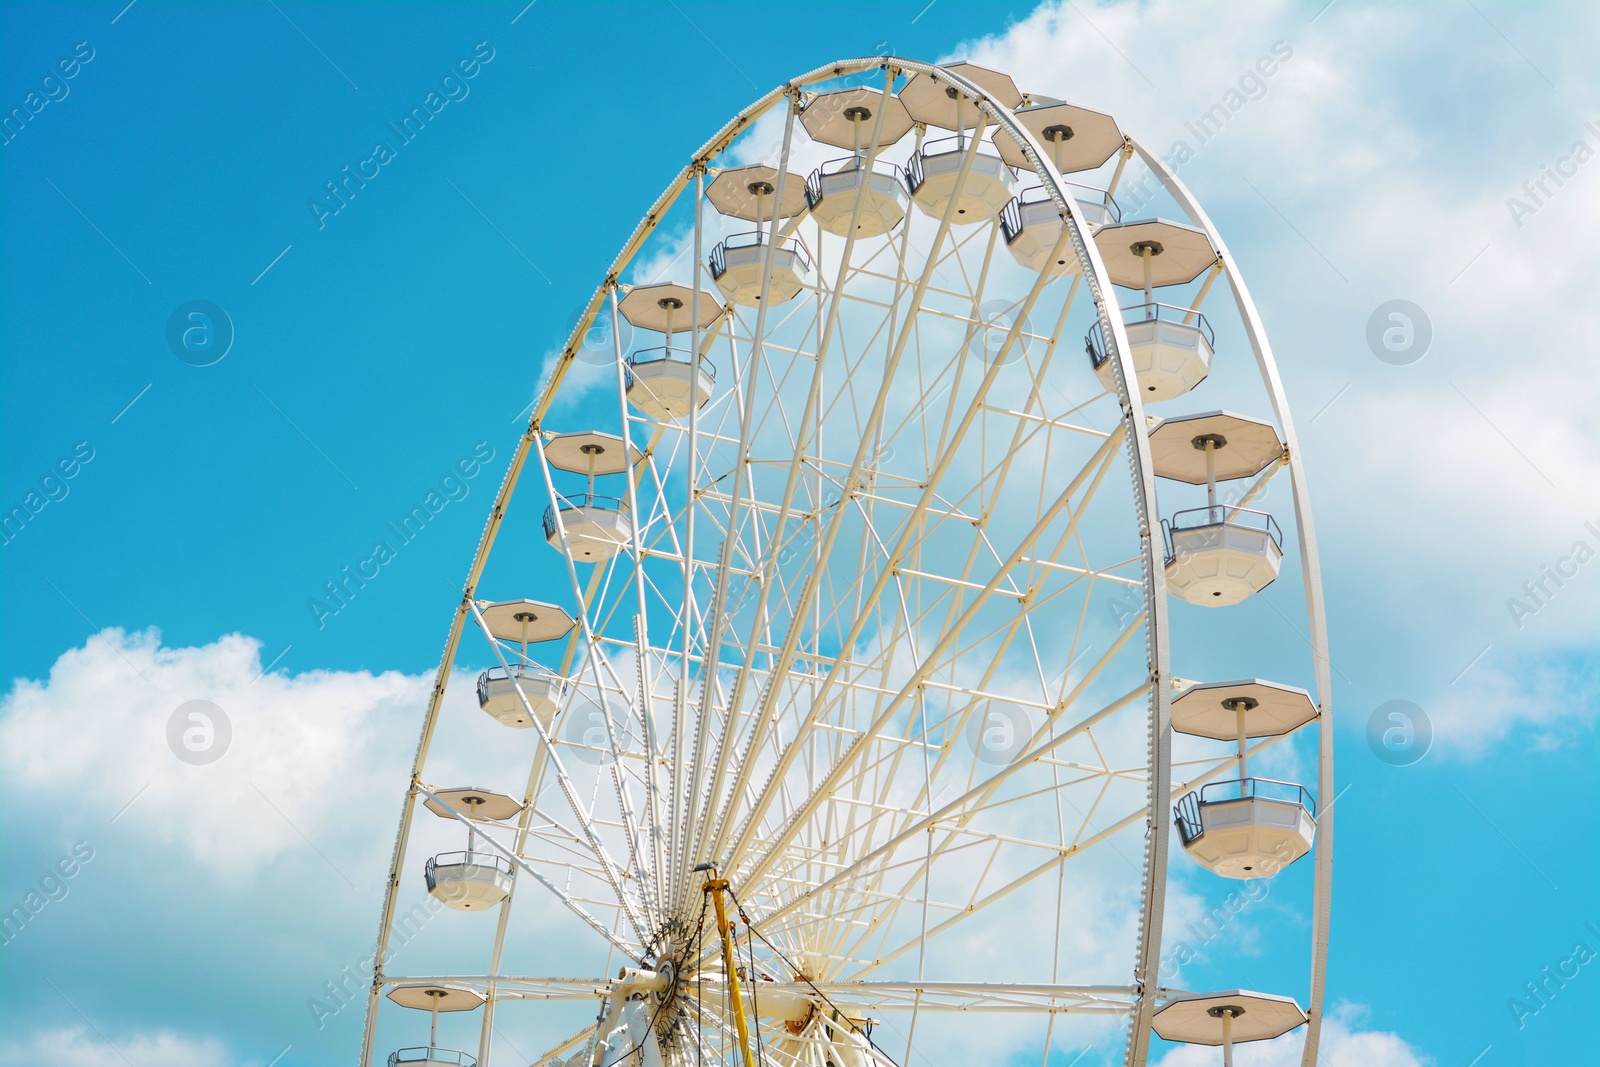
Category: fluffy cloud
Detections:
[
  {"x1": 0, "y1": 628, "x2": 1207, "y2": 1066},
  {"x1": 0, "y1": 1027, "x2": 233, "y2": 1067},
  {"x1": 0, "y1": 627, "x2": 428, "y2": 878},
  {"x1": 13, "y1": 9, "x2": 1584, "y2": 1066},
  {"x1": 555, "y1": 0, "x2": 1599, "y2": 758},
  {"x1": 1152, "y1": 1002, "x2": 1429, "y2": 1067},
  {"x1": 954, "y1": 0, "x2": 1599, "y2": 751},
  {"x1": 1425, "y1": 650, "x2": 1597, "y2": 756}
]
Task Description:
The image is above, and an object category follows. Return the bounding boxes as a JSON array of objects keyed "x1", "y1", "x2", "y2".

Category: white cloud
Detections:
[
  {"x1": 561, "y1": 0, "x2": 1597, "y2": 769},
  {"x1": 0, "y1": 1027, "x2": 232, "y2": 1067},
  {"x1": 0, "y1": 627, "x2": 558, "y2": 883},
  {"x1": 948, "y1": 0, "x2": 1600, "y2": 754},
  {"x1": 1152, "y1": 1002, "x2": 1429, "y2": 1067},
  {"x1": 0, "y1": 627, "x2": 427, "y2": 878},
  {"x1": 13, "y1": 10, "x2": 1570, "y2": 1063},
  {"x1": 1426, "y1": 651, "x2": 1597, "y2": 756},
  {"x1": 555, "y1": 2, "x2": 1600, "y2": 778}
]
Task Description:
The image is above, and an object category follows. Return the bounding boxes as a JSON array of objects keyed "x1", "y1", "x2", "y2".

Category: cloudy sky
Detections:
[{"x1": 1, "y1": 2, "x2": 1595, "y2": 1067}]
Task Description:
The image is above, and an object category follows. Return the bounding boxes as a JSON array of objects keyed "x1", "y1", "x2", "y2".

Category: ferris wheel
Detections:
[{"x1": 358, "y1": 57, "x2": 1333, "y2": 1067}]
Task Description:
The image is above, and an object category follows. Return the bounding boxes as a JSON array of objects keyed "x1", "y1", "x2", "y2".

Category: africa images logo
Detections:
[
  {"x1": 309, "y1": 442, "x2": 496, "y2": 628},
  {"x1": 309, "y1": 42, "x2": 496, "y2": 229}
]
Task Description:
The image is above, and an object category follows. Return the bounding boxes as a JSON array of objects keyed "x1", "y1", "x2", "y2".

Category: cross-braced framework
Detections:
[{"x1": 359, "y1": 57, "x2": 1332, "y2": 1067}]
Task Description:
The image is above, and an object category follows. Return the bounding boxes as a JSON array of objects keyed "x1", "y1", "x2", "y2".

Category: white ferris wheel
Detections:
[{"x1": 358, "y1": 56, "x2": 1334, "y2": 1067}]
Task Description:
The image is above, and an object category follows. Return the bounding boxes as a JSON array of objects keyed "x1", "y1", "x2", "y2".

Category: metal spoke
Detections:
[{"x1": 364, "y1": 57, "x2": 1330, "y2": 1067}]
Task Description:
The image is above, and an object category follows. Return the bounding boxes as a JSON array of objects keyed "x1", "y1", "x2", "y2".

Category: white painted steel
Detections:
[
  {"x1": 1165, "y1": 521, "x2": 1284, "y2": 606},
  {"x1": 1092, "y1": 317, "x2": 1214, "y2": 401},
  {"x1": 1179, "y1": 795, "x2": 1316, "y2": 879},
  {"x1": 710, "y1": 236, "x2": 812, "y2": 306},
  {"x1": 910, "y1": 142, "x2": 1015, "y2": 221},
  {"x1": 544, "y1": 503, "x2": 634, "y2": 563},
  {"x1": 357, "y1": 57, "x2": 1329, "y2": 1067},
  {"x1": 626, "y1": 358, "x2": 715, "y2": 421},
  {"x1": 807, "y1": 162, "x2": 908, "y2": 237},
  {"x1": 478, "y1": 665, "x2": 566, "y2": 728},
  {"x1": 1130, "y1": 140, "x2": 1333, "y2": 1067},
  {"x1": 426, "y1": 856, "x2": 513, "y2": 911}
]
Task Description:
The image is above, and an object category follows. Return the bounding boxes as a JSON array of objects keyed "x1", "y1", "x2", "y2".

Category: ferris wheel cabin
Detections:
[
  {"x1": 710, "y1": 233, "x2": 812, "y2": 306},
  {"x1": 1000, "y1": 183, "x2": 1120, "y2": 277},
  {"x1": 1150, "y1": 412, "x2": 1287, "y2": 606},
  {"x1": 1174, "y1": 780, "x2": 1317, "y2": 879},
  {"x1": 807, "y1": 158, "x2": 909, "y2": 237},
  {"x1": 543, "y1": 497, "x2": 632, "y2": 561},
  {"x1": 707, "y1": 164, "x2": 812, "y2": 306},
  {"x1": 799, "y1": 88, "x2": 916, "y2": 238},
  {"x1": 542, "y1": 431, "x2": 642, "y2": 562},
  {"x1": 907, "y1": 136, "x2": 1015, "y2": 222},
  {"x1": 421, "y1": 788, "x2": 522, "y2": 910},
  {"x1": 477, "y1": 663, "x2": 566, "y2": 728},
  {"x1": 472, "y1": 599, "x2": 574, "y2": 729},
  {"x1": 387, "y1": 1050, "x2": 474, "y2": 1067},
  {"x1": 386, "y1": 985, "x2": 484, "y2": 1067},
  {"x1": 993, "y1": 99, "x2": 1125, "y2": 278},
  {"x1": 425, "y1": 851, "x2": 515, "y2": 910},
  {"x1": 626, "y1": 349, "x2": 717, "y2": 422},
  {"x1": 900, "y1": 65, "x2": 1023, "y2": 223},
  {"x1": 618, "y1": 283, "x2": 723, "y2": 421},
  {"x1": 1164, "y1": 506, "x2": 1284, "y2": 606},
  {"x1": 1171, "y1": 679, "x2": 1318, "y2": 879},
  {"x1": 1088, "y1": 219, "x2": 1222, "y2": 401}
]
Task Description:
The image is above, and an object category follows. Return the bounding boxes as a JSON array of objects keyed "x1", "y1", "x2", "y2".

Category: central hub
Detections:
[{"x1": 645, "y1": 920, "x2": 694, "y2": 1043}]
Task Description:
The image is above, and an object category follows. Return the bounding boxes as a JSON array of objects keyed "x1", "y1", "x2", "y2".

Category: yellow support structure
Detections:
[{"x1": 704, "y1": 876, "x2": 757, "y2": 1067}]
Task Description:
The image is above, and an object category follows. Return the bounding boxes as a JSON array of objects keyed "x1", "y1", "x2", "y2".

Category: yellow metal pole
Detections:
[{"x1": 705, "y1": 877, "x2": 758, "y2": 1067}]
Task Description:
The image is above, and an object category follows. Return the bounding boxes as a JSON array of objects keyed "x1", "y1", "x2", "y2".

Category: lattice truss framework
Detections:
[{"x1": 360, "y1": 56, "x2": 1332, "y2": 1067}]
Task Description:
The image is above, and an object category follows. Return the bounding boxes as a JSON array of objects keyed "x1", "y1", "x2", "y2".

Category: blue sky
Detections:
[{"x1": 2, "y1": 2, "x2": 1596, "y2": 1067}]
